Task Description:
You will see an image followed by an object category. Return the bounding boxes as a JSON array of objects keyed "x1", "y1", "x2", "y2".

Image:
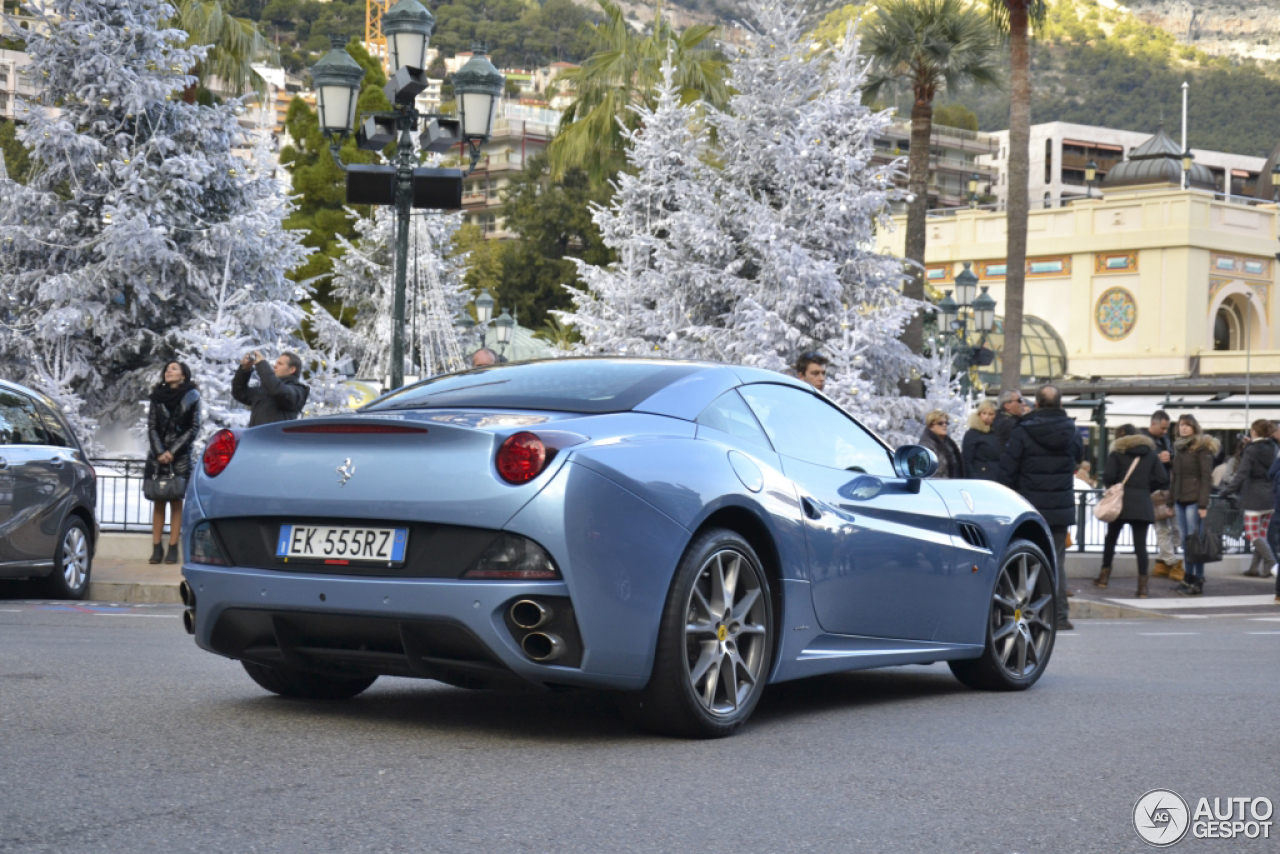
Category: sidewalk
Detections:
[{"x1": 88, "y1": 533, "x2": 183, "y2": 604}]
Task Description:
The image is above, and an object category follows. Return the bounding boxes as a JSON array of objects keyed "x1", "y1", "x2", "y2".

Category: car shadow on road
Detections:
[
  {"x1": 751, "y1": 668, "x2": 969, "y2": 726},
  {"x1": 218, "y1": 666, "x2": 969, "y2": 741}
]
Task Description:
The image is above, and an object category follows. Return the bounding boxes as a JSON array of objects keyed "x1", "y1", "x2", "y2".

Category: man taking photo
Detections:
[{"x1": 232, "y1": 351, "x2": 310, "y2": 427}]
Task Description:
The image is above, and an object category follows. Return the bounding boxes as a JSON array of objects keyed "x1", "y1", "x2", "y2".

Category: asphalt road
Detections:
[{"x1": 1, "y1": 601, "x2": 1276, "y2": 854}]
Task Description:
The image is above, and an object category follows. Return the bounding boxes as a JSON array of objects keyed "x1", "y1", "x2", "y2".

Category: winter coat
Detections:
[
  {"x1": 1168, "y1": 433, "x2": 1219, "y2": 509},
  {"x1": 232, "y1": 361, "x2": 310, "y2": 427},
  {"x1": 920, "y1": 428, "x2": 965, "y2": 480},
  {"x1": 1220, "y1": 437, "x2": 1278, "y2": 513},
  {"x1": 996, "y1": 407, "x2": 1085, "y2": 528},
  {"x1": 146, "y1": 388, "x2": 202, "y2": 479},
  {"x1": 1140, "y1": 426, "x2": 1174, "y2": 477},
  {"x1": 992, "y1": 409, "x2": 1020, "y2": 452},
  {"x1": 1102, "y1": 434, "x2": 1169, "y2": 523},
  {"x1": 961, "y1": 412, "x2": 1002, "y2": 480},
  {"x1": 1267, "y1": 454, "x2": 1280, "y2": 508}
]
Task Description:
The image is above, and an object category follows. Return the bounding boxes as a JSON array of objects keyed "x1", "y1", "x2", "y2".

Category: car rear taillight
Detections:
[
  {"x1": 462, "y1": 533, "x2": 559, "y2": 580},
  {"x1": 189, "y1": 522, "x2": 228, "y2": 566},
  {"x1": 496, "y1": 431, "x2": 548, "y2": 484},
  {"x1": 202, "y1": 429, "x2": 237, "y2": 477}
]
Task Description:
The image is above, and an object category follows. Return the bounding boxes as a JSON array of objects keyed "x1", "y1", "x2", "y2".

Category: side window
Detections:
[
  {"x1": 35, "y1": 402, "x2": 74, "y2": 449},
  {"x1": 695, "y1": 390, "x2": 772, "y2": 450},
  {"x1": 739, "y1": 384, "x2": 893, "y2": 475},
  {"x1": 0, "y1": 391, "x2": 50, "y2": 446}
]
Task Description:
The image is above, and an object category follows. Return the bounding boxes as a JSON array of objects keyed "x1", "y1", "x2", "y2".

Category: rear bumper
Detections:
[{"x1": 182, "y1": 564, "x2": 646, "y2": 691}]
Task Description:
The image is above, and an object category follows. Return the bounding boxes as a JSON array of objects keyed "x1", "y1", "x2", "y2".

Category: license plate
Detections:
[{"x1": 275, "y1": 525, "x2": 408, "y2": 564}]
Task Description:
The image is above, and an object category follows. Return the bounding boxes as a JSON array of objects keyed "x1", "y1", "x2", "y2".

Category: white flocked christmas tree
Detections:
[
  {"x1": 559, "y1": 1, "x2": 946, "y2": 445},
  {"x1": 0, "y1": 0, "x2": 316, "y2": 446},
  {"x1": 309, "y1": 204, "x2": 471, "y2": 385}
]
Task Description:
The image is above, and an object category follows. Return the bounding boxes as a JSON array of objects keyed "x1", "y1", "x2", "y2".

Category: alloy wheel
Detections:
[
  {"x1": 682, "y1": 548, "x2": 769, "y2": 716},
  {"x1": 990, "y1": 552, "x2": 1054, "y2": 680},
  {"x1": 61, "y1": 525, "x2": 89, "y2": 592}
]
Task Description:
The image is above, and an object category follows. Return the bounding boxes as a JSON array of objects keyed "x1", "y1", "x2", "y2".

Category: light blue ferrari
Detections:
[{"x1": 181, "y1": 359, "x2": 1058, "y2": 737}]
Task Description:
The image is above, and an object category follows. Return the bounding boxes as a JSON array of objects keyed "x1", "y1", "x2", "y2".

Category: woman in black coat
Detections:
[
  {"x1": 920, "y1": 409, "x2": 964, "y2": 479},
  {"x1": 961, "y1": 401, "x2": 1001, "y2": 480},
  {"x1": 146, "y1": 361, "x2": 202, "y2": 565},
  {"x1": 1219, "y1": 419, "x2": 1278, "y2": 578},
  {"x1": 1094, "y1": 424, "x2": 1169, "y2": 598}
]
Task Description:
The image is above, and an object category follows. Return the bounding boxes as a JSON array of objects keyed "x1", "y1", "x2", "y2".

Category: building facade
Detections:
[
  {"x1": 871, "y1": 120, "x2": 1000, "y2": 210},
  {"x1": 979, "y1": 121, "x2": 1267, "y2": 208}
]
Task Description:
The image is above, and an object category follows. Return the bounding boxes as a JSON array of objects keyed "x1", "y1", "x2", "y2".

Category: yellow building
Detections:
[{"x1": 884, "y1": 127, "x2": 1280, "y2": 432}]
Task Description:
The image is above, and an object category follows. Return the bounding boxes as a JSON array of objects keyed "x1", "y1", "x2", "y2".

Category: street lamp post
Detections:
[
  {"x1": 1271, "y1": 161, "x2": 1280, "y2": 203},
  {"x1": 1085, "y1": 159, "x2": 1098, "y2": 199},
  {"x1": 968, "y1": 173, "x2": 980, "y2": 209},
  {"x1": 1181, "y1": 149, "x2": 1194, "y2": 192},
  {"x1": 311, "y1": 8, "x2": 504, "y2": 390},
  {"x1": 936, "y1": 262, "x2": 997, "y2": 393}
]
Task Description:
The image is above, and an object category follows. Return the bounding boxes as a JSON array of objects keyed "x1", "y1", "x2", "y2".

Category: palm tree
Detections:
[
  {"x1": 861, "y1": 0, "x2": 1001, "y2": 398},
  {"x1": 175, "y1": 0, "x2": 276, "y2": 103},
  {"x1": 548, "y1": 0, "x2": 729, "y2": 182},
  {"x1": 988, "y1": 0, "x2": 1047, "y2": 392}
]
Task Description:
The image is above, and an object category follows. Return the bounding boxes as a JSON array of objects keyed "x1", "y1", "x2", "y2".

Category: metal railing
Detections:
[
  {"x1": 1071, "y1": 490, "x2": 1248, "y2": 554},
  {"x1": 92, "y1": 457, "x2": 154, "y2": 533}
]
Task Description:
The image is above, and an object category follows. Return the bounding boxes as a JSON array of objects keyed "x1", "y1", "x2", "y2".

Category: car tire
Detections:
[
  {"x1": 949, "y1": 538, "x2": 1057, "y2": 691},
  {"x1": 42, "y1": 516, "x2": 92, "y2": 600},
  {"x1": 622, "y1": 528, "x2": 774, "y2": 738},
  {"x1": 241, "y1": 661, "x2": 377, "y2": 700}
]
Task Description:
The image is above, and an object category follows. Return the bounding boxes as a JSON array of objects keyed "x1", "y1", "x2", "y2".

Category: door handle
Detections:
[
  {"x1": 0, "y1": 456, "x2": 7, "y2": 468},
  {"x1": 48, "y1": 457, "x2": 65, "y2": 468},
  {"x1": 801, "y1": 497, "x2": 822, "y2": 520}
]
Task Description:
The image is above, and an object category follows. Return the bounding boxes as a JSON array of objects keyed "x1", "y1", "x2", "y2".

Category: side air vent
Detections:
[{"x1": 956, "y1": 523, "x2": 990, "y2": 551}]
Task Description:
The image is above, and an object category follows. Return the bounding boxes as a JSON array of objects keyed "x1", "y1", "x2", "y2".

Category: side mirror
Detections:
[{"x1": 894, "y1": 445, "x2": 939, "y2": 480}]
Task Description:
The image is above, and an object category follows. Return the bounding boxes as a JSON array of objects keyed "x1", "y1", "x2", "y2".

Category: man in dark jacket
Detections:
[
  {"x1": 232, "y1": 351, "x2": 310, "y2": 427},
  {"x1": 992, "y1": 389, "x2": 1024, "y2": 452},
  {"x1": 1141, "y1": 410, "x2": 1181, "y2": 580},
  {"x1": 997, "y1": 385, "x2": 1084, "y2": 630}
]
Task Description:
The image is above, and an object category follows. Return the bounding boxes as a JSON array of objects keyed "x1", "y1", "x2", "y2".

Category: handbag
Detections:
[
  {"x1": 1092, "y1": 457, "x2": 1140, "y2": 523},
  {"x1": 1185, "y1": 528, "x2": 1223, "y2": 564},
  {"x1": 1151, "y1": 490, "x2": 1175, "y2": 521},
  {"x1": 143, "y1": 463, "x2": 188, "y2": 502}
]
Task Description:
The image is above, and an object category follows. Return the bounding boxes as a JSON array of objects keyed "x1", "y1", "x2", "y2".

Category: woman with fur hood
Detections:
[
  {"x1": 919, "y1": 409, "x2": 965, "y2": 479},
  {"x1": 1165, "y1": 414, "x2": 1219, "y2": 596},
  {"x1": 1219, "y1": 419, "x2": 1278, "y2": 579},
  {"x1": 961, "y1": 401, "x2": 1001, "y2": 480},
  {"x1": 1094, "y1": 424, "x2": 1170, "y2": 597}
]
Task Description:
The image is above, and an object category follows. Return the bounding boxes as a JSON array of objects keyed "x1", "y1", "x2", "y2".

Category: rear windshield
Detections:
[{"x1": 364, "y1": 359, "x2": 705, "y2": 414}]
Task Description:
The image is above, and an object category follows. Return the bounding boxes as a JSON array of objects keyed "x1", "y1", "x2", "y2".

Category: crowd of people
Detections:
[{"x1": 792, "y1": 351, "x2": 1280, "y2": 613}]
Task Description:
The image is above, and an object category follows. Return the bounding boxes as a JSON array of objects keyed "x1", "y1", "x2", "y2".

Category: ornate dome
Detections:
[{"x1": 1101, "y1": 126, "x2": 1216, "y2": 191}]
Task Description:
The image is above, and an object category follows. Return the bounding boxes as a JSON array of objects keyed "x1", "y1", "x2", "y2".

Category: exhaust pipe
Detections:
[
  {"x1": 521, "y1": 632, "x2": 564, "y2": 662},
  {"x1": 182, "y1": 608, "x2": 195, "y2": 635},
  {"x1": 510, "y1": 599, "x2": 553, "y2": 630},
  {"x1": 179, "y1": 580, "x2": 195, "y2": 609}
]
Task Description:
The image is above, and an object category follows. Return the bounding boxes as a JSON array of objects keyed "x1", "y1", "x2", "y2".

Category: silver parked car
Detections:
[{"x1": 0, "y1": 379, "x2": 97, "y2": 599}]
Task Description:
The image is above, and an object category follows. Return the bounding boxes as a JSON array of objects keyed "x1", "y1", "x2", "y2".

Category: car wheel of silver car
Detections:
[
  {"x1": 43, "y1": 517, "x2": 91, "y2": 601},
  {"x1": 949, "y1": 538, "x2": 1056, "y2": 691},
  {"x1": 241, "y1": 661, "x2": 378, "y2": 700},
  {"x1": 623, "y1": 528, "x2": 774, "y2": 738}
]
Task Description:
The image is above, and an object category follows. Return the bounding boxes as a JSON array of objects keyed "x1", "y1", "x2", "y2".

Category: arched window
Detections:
[
  {"x1": 1044, "y1": 138, "x2": 1053, "y2": 184},
  {"x1": 1043, "y1": 192, "x2": 1052, "y2": 209}
]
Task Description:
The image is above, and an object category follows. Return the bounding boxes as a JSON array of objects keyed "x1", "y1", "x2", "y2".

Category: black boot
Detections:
[
  {"x1": 149, "y1": 543, "x2": 164, "y2": 564},
  {"x1": 164, "y1": 544, "x2": 179, "y2": 564}
]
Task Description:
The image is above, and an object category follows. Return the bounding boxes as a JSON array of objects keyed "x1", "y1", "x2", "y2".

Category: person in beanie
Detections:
[
  {"x1": 232, "y1": 351, "x2": 309, "y2": 427},
  {"x1": 1166, "y1": 414, "x2": 1218, "y2": 596},
  {"x1": 961, "y1": 400, "x2": 1001, "y2": 480},
  {"x1": 997, "y1": 385, "x2": 1084, "y2": 629},
  {"x1": 1219, "y1": 419, "x2": 1279, "y2": 578}
]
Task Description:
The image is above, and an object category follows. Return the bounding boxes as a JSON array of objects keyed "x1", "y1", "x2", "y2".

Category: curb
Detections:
[
  {"x1": 87, "y1": 580, "x2": 181, "y2": 604},
  {"x1": 1068, "y1": 598, "x2": 1168, "y2": 619}
]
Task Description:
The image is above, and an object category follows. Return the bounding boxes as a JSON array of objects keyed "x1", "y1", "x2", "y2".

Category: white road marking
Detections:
[
  {"x1": 0, "y1": 609, "x2": 22, "y2": 612},
  {"x1": 94, "y1": 613, "x2": 180, "y2": 618},
  {"x1": 1138, "y1": 632, "x2": 1199, "y2": 636},
  {"x1": 1106, "y1": 594, "x2": 1278, "y2": 610},
  {"x1": 1250, "y1": 617, "x2": 1280, "y2": 622},
  {"x1": 1246, "y1": 631, "x2": 1280, "y2": 635}
]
